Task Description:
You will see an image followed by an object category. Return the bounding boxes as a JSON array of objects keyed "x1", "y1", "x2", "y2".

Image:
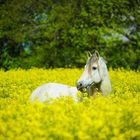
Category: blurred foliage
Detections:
[{"x1": 0, "y1": 0, "x2": 140, "y2": 70}]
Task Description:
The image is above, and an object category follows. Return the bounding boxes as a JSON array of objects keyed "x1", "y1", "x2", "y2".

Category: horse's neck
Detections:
[
  {"x1": 87, "y1": 69, "x2": 111, "y2": 96},
  {"x1": 87, "y1": 86, "x2": 95, "y2": 97},
  {"x1": 100, "y1": 73, "x2": 112, "y2": 95},
  {"x1": 87, "y1": 82, "x2": 101, "y2": 97},
  {"x1": 99, "y1": 58, "x2": 112, "y2": 95}
]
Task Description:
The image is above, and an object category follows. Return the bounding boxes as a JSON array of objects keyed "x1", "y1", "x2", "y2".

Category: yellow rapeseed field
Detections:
[{"x1": 0, "y1": 68, "x2": 140, "y2": 140}]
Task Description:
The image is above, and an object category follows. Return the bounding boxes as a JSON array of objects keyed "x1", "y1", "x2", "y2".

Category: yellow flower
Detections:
[{"x1": 0, "y1": 68, "x2": 139, "y2": 140}]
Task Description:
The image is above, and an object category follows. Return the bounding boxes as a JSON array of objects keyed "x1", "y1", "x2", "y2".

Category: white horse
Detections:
[
  {"x1": 30, "y1": 51, "x2": 111, "y2": 103},
  {"x1": 77, "y1": 51, "x2": 112, "y2": 96},
  {"x1": 30, "y1": 83, "x2": 78, "y2": 103}
]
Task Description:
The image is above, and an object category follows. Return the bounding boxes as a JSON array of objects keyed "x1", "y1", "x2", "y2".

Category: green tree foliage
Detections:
[{"x1": 0, "y1": 0, "x2": 140, "y2": 70}]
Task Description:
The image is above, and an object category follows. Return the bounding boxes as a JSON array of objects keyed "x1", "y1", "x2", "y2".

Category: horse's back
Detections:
[
  {"x1": 30, "y1": 83, "x2": 77, "y2": 103},
  {"x1": 30, "y1": 83, "x2": 50, "y2": 102}
]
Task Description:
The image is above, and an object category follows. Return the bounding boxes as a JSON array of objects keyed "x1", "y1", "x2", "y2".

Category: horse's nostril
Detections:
[
  {"x1": 79, "y1": 83, "x2": 82, "y2": 87},
  {"x1": 77, "y1": 81, "x2": 83, "y2": 90}
]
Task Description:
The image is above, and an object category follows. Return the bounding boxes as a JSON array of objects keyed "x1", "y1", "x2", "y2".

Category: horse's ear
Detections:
[
  {"x1": 86, "y1": 51, "x2": 92, "y2": 58},
  {"x1": 94, "y1": 50, "x2": 100, "y2": 60}
]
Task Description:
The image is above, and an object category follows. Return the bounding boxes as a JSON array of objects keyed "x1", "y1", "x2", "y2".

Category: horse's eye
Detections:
[{"x1": 92, "y1": 66, "x2": 97, "y2": 70}]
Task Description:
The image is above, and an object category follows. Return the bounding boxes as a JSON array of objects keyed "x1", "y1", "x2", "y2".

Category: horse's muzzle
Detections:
[{"x1": 76, "y1": 81, "x2": 84, "y2": 91}]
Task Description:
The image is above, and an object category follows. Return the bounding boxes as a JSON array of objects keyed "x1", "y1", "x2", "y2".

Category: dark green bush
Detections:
[{"x1": 0, "y1": 0, "x2": 140, "y2": 70}]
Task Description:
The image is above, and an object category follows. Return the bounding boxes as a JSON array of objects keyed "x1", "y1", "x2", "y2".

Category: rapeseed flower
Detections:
[{"x1": 0, "y1": 68, "x2": 139, "y2": 140}]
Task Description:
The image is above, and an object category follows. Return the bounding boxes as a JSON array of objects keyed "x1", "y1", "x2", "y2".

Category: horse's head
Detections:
[{"x1": 77, "y1": 51, "x2": 105, "y2": 91}]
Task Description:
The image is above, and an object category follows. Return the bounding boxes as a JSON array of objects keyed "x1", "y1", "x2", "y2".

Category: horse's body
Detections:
[
  {"x1": 30, "y1": 83, "x2": 78, "y2": 102},
  {"x1": 30, "y1": 51, "x2": 111, "y2": 103}
]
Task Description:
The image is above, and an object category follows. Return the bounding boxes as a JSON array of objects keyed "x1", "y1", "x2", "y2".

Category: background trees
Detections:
[{"x1": 0, "y1": 0, "x2": 140, "y2": 70}]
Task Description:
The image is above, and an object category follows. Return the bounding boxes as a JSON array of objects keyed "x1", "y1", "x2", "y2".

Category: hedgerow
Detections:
[{"x1": 0, "y1": 68, "x2": 140, "y2": 140}]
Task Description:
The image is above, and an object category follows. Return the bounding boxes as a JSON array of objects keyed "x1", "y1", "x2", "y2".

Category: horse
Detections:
[
  {"x1": 30, "y1": 51, "x2": 111, "y2": 103},
  {"x1": 30, "y1": 83, "x2": 78, "y2": 103},
  {"x1": 77, "y1": 51, "x2": 112, "y2": 96}
]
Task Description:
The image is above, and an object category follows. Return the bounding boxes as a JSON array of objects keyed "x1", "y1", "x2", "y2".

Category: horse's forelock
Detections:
[
  {"x1": 87, "y1": 54, "x2": 98, "y2": 64},
  {"x1": 87, "y1": 55, "x2": 99, "y2": 75}
]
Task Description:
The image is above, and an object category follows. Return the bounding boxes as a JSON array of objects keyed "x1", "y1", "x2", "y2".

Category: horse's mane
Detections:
[{"x1": 100, "y1": 57, "x2": 107, "y2": 64}]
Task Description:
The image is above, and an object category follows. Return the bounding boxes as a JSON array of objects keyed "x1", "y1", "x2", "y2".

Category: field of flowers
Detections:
[{"x1": 0, "y1": 68, "x2": 140, "y2": 140}]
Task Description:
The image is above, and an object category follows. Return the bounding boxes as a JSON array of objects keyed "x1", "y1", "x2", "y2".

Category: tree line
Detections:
[{"x1": 0, "y1": 0, "x2": 140, "y2": 70}]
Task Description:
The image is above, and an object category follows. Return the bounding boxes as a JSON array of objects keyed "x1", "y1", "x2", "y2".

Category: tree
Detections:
[{"x1": 0, "y1": 0, "x2": 140, "y2": 70}]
